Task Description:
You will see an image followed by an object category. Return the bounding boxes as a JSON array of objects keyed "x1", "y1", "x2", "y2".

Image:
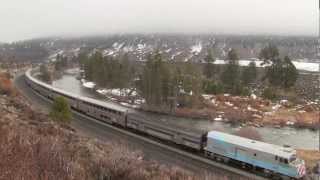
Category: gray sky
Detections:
[{"x1": 0, "y1": 0, "x2": 318, "y2": 42}]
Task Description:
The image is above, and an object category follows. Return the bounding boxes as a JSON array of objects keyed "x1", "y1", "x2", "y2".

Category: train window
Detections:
[
  {"x1": 279, "y1": 158, "x2": 283, "y2": 163},
  {"x1": 254, "y1": 153, "x2": 257, "y2": 157},
  {"x1": 284, "y1": 159, "x2": 288, "y2": 164},
  {"x1": 275, "y1": 156, "x2": 278, "y2": 160}
]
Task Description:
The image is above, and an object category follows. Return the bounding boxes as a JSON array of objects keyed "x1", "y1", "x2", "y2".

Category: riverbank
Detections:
[
  {"x1": 297, "y1": 150, "x2": 320, "y2": 170},
  {"x1": 89, "y1": 84, "x2": 320, "y2": 130}
]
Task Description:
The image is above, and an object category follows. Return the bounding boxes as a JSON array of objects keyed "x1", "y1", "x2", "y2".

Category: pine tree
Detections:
[
  {"x1": 282, "y1": 56, "x2": 298, "y2": 89},
  {"x1": 39, "y1": 64, "x2": 51, "y2": 82},
  {"x1": 221, "y1": 49, "x2": 240, "y2": 94},
  {"x1": 259, "y1": 44, "x2": 279, "y2": 64},
  {"x1": 241, "y1": 61, "x2": 257, "y2": 86},
  {"x1": 203, "y1": 50, "x2": 215, "y2": 79},
  {"x1": 50, "y1": 96, "x2": 72, "y2": 124},
  {"x1": 266, "y1": 56, "x2": 298, "y2": 89}
]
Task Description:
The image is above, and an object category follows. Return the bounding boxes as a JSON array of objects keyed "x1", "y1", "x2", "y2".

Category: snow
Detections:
[
  {"x1": 165, "y1": 48, "x2": 172, "y2": 53},
  {"x1": 82, "y1": 81, "x2": 96, "y2": 89},
  {"x1": 210, "y1": 59, "x2": 319, "y2": 72},
  {"x1": 272, "y1": 104, "x2": 281, "y2": 110},
  {"x1": 280, "y1": 100, "x2": 288, "y2": 105},
  {"x1": 250, "y1": 94, "x2": 257, "y2": 100},
  {"x1": 214, "y1": 117, "x2": 223, "y2": 121},
  {"x1": 286, "y1": 121, "x2": 295, "y2": 125},
  {"x1": 123, "y1": 46, "x2": 134, "y2": 52},
  {"x1": 96, "y1": 88, "x2": 137, "y2": 97},
  {"x1": 190, "y1": 43, "x2": 202, "y2": 55},
  {"x1": 292, "y1": 61, "x2": 320, "y2": 72},
  {"x1": 96, "y1": 89, "x2": 108, "y2": 95},
  {"x1": 171, "y1": 51, "x2": 182, "y2": 60},
  {"x1": 202, "y1": 94, "x2": 213, "y2": 100},
  {"x1": 247, "y1": 106, "x2": 258, "y2": 112}
]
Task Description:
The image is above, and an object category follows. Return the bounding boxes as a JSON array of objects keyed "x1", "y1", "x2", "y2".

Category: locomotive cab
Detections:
[{"x1": 288, "y1": 154, "x2": 306, "y2": 178}]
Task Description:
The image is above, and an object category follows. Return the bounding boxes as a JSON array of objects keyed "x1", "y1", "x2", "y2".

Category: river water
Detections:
[{"x1": 52, "y1": 71, "x2": 319, "y2": 150}]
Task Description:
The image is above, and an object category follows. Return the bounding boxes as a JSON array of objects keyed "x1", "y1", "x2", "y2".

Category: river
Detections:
[{"x1": 52, "y1": 70, "x2": 319, "y2": 150}]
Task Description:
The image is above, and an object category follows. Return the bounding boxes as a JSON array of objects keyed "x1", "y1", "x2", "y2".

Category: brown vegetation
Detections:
[
  {"x1": 297, "y1": 150, "x2": 320, "y2": 170},
  {"x1": 0, "y1": 72, "x2": 17, "y2": 96}
]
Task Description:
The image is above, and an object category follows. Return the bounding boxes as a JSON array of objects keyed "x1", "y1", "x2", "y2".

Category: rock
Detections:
[
  {"x1": 286, "y1": 121, "x2": 295, "y2": 126},
  {"x1": 304, "y1": 105, "x2": 316, "y2": 112},
  {"x1": 250, "y1": 94, "x2": 257, "y2": 100}
]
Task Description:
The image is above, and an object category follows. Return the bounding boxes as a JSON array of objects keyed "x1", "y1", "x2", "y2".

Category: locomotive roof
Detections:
[
  {"x1": 128, "y1": 112, "x2": 207, "y2": 137},
  {"x1": 207, "y1": 131, "x2": 296, "y2": 159},
  {"x1": 79, "y1": 96, "x2": 129, "y2": 112}
]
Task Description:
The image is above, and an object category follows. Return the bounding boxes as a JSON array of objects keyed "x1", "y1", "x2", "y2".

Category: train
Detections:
[{"x1": 25, "y1": 68, "x2": 306, "y2": 179}]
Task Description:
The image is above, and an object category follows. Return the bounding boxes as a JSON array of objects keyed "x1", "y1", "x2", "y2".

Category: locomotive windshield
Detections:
[{"x1": 289, "y1": 155, "x2": 297, "y2": 163}]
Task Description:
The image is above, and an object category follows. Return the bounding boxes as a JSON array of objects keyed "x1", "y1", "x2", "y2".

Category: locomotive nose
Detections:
[{"x1": 296, "y1": 162, "x2": 306, "y2": 178}]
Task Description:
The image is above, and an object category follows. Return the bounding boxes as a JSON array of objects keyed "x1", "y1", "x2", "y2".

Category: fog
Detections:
[{"x1": 0, "y1": 0, "x2": 318, "y2": 42}]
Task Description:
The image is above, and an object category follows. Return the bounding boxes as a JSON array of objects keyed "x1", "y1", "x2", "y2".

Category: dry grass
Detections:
[
  {"x1": 0, "y1": 72, "x2": 17, "y2": 96},
  {"x1": 297, "y1": 150, "x2": 320, "y2": 170}
]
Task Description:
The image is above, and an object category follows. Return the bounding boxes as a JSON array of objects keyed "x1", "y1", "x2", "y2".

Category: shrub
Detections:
[
  {"x1": 203, "y1": 80, "x2": 224, "y2": 95},
  {"x1": 262, "y1": 87, "x2": 277, "y2": 100},
  {"x1": 50, "y1": 96, "x2": 72, "y2": 123},
  {"x1": 0, "y1": 73, "x2": 16, "y2": 96}
]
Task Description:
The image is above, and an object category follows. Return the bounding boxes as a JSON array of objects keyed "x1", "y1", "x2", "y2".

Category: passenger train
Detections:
[{"x1": 25, "y1": 68, "x2": 306, "y2": 179}]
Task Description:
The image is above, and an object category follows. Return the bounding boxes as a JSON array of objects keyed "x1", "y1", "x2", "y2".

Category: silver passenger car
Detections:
[
  {"x1": 26, "y1": 69, "x2": 129, "y2": 127},
  {"x1": 127, "y1": 113, "x2": 206, "y2": 150}
]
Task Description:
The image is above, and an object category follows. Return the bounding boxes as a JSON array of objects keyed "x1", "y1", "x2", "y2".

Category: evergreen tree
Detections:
[
  {"x1": 259, "y1": 44, "x2": 279, "y2": 64},
  {"x1": 54, "y1": 54, "x2": 68, "y2": 71},
  {"x1": 241, "y1": 61, "x2": 257, "y2": 86},
  {"x1": 39, "y1": 64, "x2": 51, "y2": 82},
  {"x1": 221, "y1": 49, "x2": 240, "y2": 94},
  {"x1": 203, "y1": 50, "x2": 215, "y2": 79},
  {"x1": 50, "y1": 96, "x2": 72, "y2": 124},
  {"x1": 266, "y1": 56, "x2": 298, "y2": 89},
  {"x1": 282, "y1": 56, "x2": 298, "y2": 89}
]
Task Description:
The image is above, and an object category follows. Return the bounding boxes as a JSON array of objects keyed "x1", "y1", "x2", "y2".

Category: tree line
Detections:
[
  {"x1": 79, "y1": 52, "x2": 135, "y2": 90},
  {"x1": 78, "y1": 45, "x2": 298, "y2": 111}
]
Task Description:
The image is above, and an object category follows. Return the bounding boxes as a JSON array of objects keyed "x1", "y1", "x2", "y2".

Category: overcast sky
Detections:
[{"x1": 0, "y1": 0, "x2": 318, "y2": 42}]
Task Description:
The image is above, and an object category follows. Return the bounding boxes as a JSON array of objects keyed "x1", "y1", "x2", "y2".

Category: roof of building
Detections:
[{"x1": 207, "y1": 131, "x2": 296, "y2": 159}]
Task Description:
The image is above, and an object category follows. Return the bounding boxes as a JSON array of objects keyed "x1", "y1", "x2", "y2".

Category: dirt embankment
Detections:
[
  {"x1": 297, "y1": 150, "x2": 320, "y2": 170},
  {"x1": 176, "y1": 94, "x2": 319, "y2": 129},
  {"x1": 0, "y1": 74, "x2": 237, "y2": 179}
]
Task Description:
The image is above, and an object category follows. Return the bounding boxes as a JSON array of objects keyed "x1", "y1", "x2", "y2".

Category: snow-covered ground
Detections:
[
  {"x1": 96, "y1": 88, "x2": 137, "y2": 97},
  {"x1": 81, "y1": 79, "x2": 96, "y2": 89},
  {"x1": 190, "y1": 43, "x2": 202, "y2": 55},
  {"x1": 212, "y1": 59, "x2": 320, "y2": 72}
]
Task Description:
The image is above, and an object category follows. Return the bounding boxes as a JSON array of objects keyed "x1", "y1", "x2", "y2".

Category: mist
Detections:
[{"x1": 0, "y1": 0, "x2": 317, "y2": 42}]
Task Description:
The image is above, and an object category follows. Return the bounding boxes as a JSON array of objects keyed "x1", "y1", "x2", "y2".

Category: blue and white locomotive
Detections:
[{"x1": 204, "y1": 131, "x2": 306, "y2": 179}]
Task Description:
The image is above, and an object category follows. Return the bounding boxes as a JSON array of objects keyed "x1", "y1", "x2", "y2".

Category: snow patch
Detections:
[
  {"x1": 81, "y1": 80, "x2": 96, "y2": 89},
  {"x1": 190, "y1": 43, "x2": 202, "y2": 55}
]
